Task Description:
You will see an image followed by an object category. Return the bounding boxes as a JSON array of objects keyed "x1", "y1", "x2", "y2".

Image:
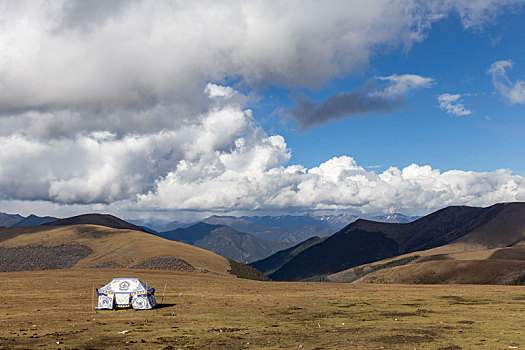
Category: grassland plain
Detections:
[{"x1": 0, "y1": 269, "x2": 524, "y2": 349}]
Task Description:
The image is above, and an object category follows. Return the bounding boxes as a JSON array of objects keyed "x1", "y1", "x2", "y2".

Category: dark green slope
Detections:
[
  {"x1": 249, "y1": 236, "x2": 325, "y2": 275},
  {"x1": 270, "y1": 203, "x2": 509, "y2": 281}
]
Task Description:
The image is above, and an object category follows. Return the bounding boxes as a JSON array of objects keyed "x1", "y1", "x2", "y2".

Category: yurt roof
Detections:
[{"x1": 99, "y1": 278, "x2": 154, "y2": 294}]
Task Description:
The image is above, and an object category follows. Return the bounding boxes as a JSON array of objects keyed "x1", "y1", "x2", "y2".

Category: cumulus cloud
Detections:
[
  {"x1": 137, "y1": 154, "x2": 525, "y2": 215},
  {"x1": 437, "y1": 93, "x2": 472, "y2": 116},
  {"x1": 488, "y1": 60, "x2": 525, "y2": 104},
  {"x1": 0, "y1": 99, "x2": 261, "y2": 204},
  {"x1": 292, "y1": 74, "x2": 433, "y2": 129}
]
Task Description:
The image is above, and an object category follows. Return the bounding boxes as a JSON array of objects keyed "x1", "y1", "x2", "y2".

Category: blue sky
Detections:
[
  {"x1": 253, "y1": 11, "x2": 525, "y2": 174},
  {"x1": 0, "y1": 1, "x2": 524, "y2": 219}
]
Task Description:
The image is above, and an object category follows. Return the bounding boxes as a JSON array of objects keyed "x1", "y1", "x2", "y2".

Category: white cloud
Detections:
[
  {"x1": 0, "y1": 1, "x2": 521, "y2": 137},
  {"x1": 488, "y1": 60, "x2": 525, "y2": 104},
  {"x1": 0, "y1": 90, "x2": 262, "y2": 204},
  {"x1": 205, "y1": 84, "x2": 239, "y2": 100},
  {"x1": 437, "y1": 93, "x2": 472, "y2": 116},
  {"x1": 373, "y1": 74, "x2": 435, "y2": 98},
  {"x1": 137, "y1": 152, "x2": 525, "y2": 215},
  {"x1": 0, "y1": 1, "x2": 421, "y2": 118},
  {"x1": 438, "y1": 0, "x2": 525, "y2": 29}
]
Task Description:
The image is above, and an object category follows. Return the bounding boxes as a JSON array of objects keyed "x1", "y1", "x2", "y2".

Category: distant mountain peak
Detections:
[
  {"x1": 0, "y1": 212, "x2": 24, "y2": 227},
  {"x1": 156, "y1": 222, "x2": 291, "y2": 263},
  {"x1": 191, "y1": 222, "x2": 221, "y2": 229},
  {"x1": 9, "y1": 214, "x2": 58, "y2": 227}
]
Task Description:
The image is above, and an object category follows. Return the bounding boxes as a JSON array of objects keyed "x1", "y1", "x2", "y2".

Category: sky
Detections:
[{"x1": 0, "y1": 0, "x2": 524, "y2": 220}]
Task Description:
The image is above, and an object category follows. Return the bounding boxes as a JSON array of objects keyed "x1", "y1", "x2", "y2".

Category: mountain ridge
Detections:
[
  {"x1": 157, "y1": 222, "x2": 291, "y2": 263},
  {"x1": 12, "y1": 214, "x2": 58, "y2": 227},
  {"x1": 0, "y1": 213, "x2": 23, "y2": 227},
  {"x1": 43, "y1": 213, "x2": 147, "y2": 232},
  {"x1": 265, "y1": 203, "x2": 523, "y2": 281}
]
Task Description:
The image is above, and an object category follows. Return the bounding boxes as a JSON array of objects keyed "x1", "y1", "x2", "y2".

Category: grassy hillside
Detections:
[
  {"x1": 270, "y1": 203, "x2": 523, "y2": 281},
  {"x1": 327, "y1": 203, "x2": 525, "y2": 284},
  {"x1": 0, "y1": 224, "x2": 232, "y2": 276},
  {"x1": 270, "y1": 227, "x2": 401, "y2": 281},
  {"x1": 0, "y1": 269, "x2": 523, "y2": 349},
  {"x1": 346, "y1": 244, "x2": 525, "y2": 285},
  {"x1": 358, "y1": 258, "x2": 525, "y2": 284},
  {"x1": 454, "y1": 202, "x2": 525, "y2": 247}
]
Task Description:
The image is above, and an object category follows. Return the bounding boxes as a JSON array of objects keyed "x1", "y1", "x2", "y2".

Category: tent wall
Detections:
[{"x1": 97, "y1": 293, "x2": 114, "y2": 310}]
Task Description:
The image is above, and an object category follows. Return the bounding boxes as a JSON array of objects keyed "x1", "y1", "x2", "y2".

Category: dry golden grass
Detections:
[
  {"x1": 327, "y1": 243, "x2": 492, "y2": 282},
  {"x1": 0, "y1": 225, "x2": 231, "y2": 275},
  {"x1": 360, "y1": 259, "x2": 525, "y2": 284},
  {"x1": 0, "y1": 269, "x2": 524, "y2": 349},
  {"x1": 329, "y1": 244, "x2": 525, "y2": 284}
]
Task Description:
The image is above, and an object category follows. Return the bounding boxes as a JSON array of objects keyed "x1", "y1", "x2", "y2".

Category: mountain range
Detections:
[
  {"x1": 127, "y1": 218, "x2": 187, "y2": 233},
  {"x1": 0, "y1": 212, "x2": 294, "y2": 264},
  {"x1": 2, "y1": 210, "x2": 419, "y2": 243},
  {"x1": 201, "y1": 216, "x2": 332, "y2": 244},
  {"x1": 155, "y1": 222, "x2": 291, "y2": 263},
  {"x1": 250, "y1": 236, "x2": 326, "y2": 276},
  {"x1": 252, "y1": 202, "x2": 525, "y2": 283},
  {"x1": 0, "y1": 213, "x2": 58, "y2": 227},
  {"x1": 0, "y1": 203, "x2": 524, "y2": 284},
  {"x1": 201, "y1": 213, "x2": 418, "y2": 243}
]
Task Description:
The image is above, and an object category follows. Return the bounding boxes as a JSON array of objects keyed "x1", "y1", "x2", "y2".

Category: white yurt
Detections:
[{"x1": 96, "y1": 278, "x2": 157, "y2": 310}]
